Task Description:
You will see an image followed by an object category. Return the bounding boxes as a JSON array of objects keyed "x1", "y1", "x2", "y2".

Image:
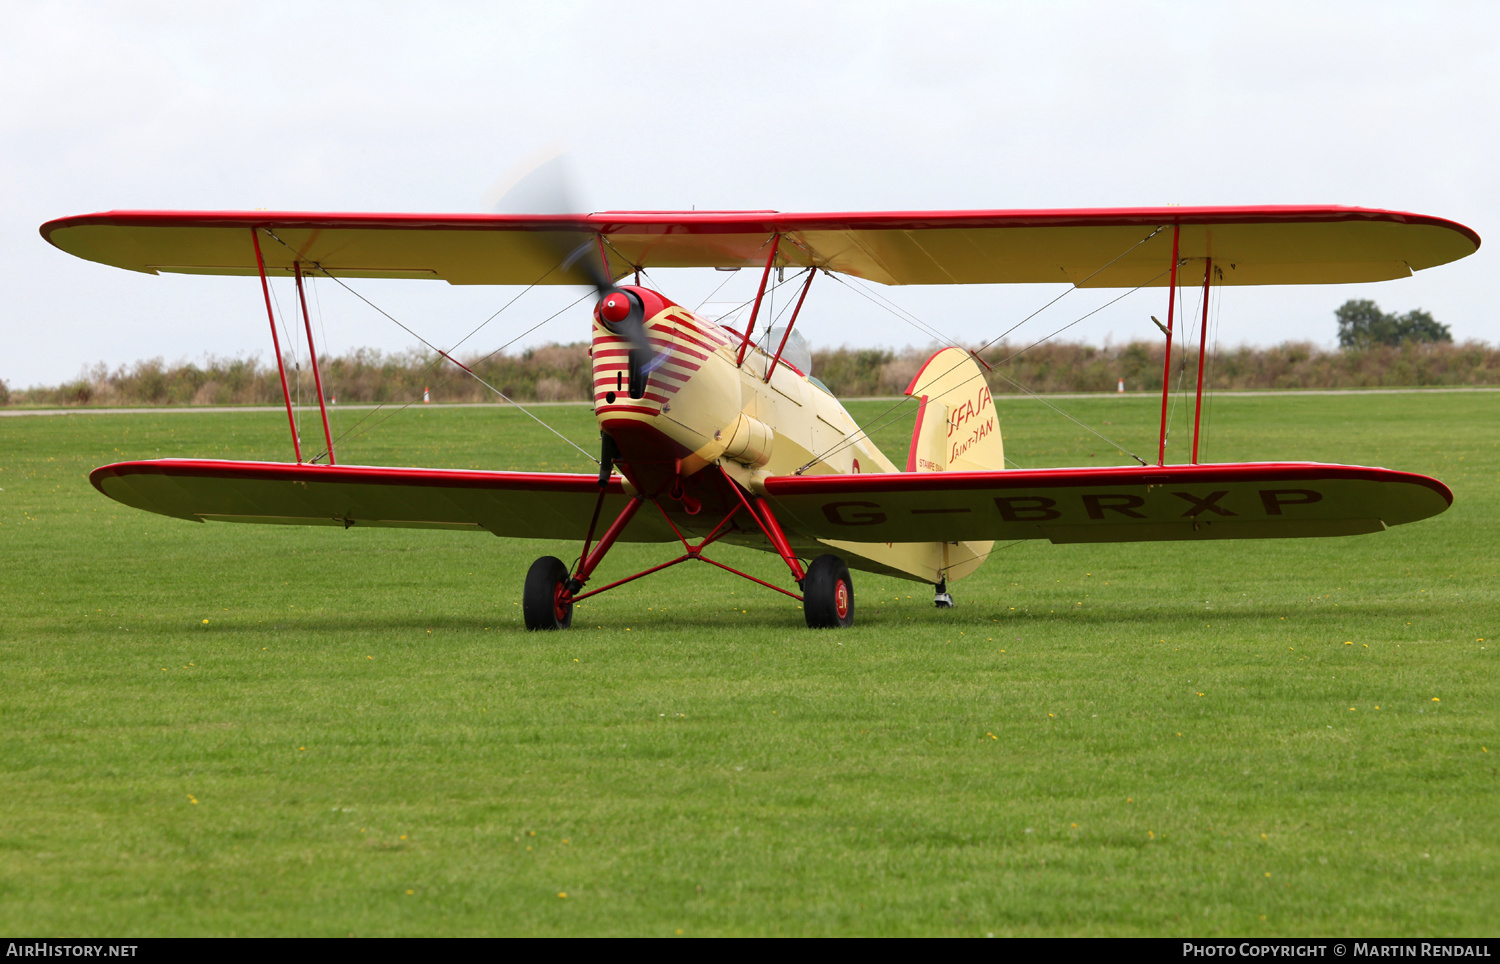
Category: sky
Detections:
[{"x1": 3, "y1": 0, "x2": 1496, "y2": 388}]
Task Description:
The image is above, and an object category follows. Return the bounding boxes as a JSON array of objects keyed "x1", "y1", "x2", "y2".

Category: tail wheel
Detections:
[
  {"x1": 803, "y1": 554, "x2": 854, "y2": 629},
  {"x1": 523, "y1": 556, "x2": 573, "y2": 630}
]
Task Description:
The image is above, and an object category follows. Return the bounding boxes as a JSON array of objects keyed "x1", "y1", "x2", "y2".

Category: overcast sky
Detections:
[{"x1": 3, "y1": 0, "x2": 1495, "y2": 388}]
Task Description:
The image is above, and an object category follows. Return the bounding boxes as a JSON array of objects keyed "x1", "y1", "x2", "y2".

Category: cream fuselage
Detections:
[{"x1": 589, "y1": 286, "x2": 987, "y2": 584}]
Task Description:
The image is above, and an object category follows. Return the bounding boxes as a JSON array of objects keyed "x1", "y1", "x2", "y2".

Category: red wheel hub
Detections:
[
  {"x1": 834, "y1": 579, "x2": 849, "y2": 620},
  {"x1": 553, "y1": 582, "x2": 571, "y2": 622}
]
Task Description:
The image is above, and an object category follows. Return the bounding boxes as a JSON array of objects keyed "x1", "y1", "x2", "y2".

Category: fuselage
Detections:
[
  {"x1": 588, "y1": 286, "x2": 993, "y2": 584},
  {"x1": 591, "y1": 285, "x2": 897, "y2": 501}
]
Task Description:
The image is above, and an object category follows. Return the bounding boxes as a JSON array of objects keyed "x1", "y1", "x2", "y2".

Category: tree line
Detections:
[{"x1": 1335, "y1": 299, "x2": 1451, "y2": 349}]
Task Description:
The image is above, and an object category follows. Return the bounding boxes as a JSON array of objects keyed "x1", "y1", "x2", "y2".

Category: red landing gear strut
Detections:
[{"x1": 521, "y1": 467, "x2": 854, "y2": 630}]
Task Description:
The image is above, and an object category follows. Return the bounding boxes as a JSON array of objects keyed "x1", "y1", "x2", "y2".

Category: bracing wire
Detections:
[
  {"x1": 688, "y1": 235, "x2": 777, "y2": 314},
  {"x1": 794, "y1": 226, "x2": 1167, "y2": 473},
  {"x1": 832, "y1": 273, "x2": 964, "y2": 348},
  {"x1": 972, "y1": 224, "x2": 1167, "y2": 357},
  {"x1": 1163, "y1": 279, "x2": 1195, "y2": 454},
  {"x1": 798, "y1": 277, "x2": 1156, "y2": 473},
  {"x1": 757, "y1": 268, "x2": 814, "y2": 351},
  {"x1": 763, "y1": 265, "x2": 775, "y2": 350},
  {"x1": 260, "y1": 230, "x2": 598, "y2": 464},
  {"x1": 464, "y1": 289, "x2": 595, "y2": 366},
  {"x1": 1203, "y1": 280, "x2": 1225, "y2": 461},
  {"x1": 601, "y1": 236, "x2": 641, "y2": 284},
  {"x1": 332, "y1": 289, "x2": 595, "y2": 451},
  {"x1": 950, "y1": 537, "x2": 1031, "y2": 571},
  {"x1": 1163, "y1": 264, "x2": 1216, "y2": 461},
  {"x1": 660, "y1": 263, "x2": 809, "y2": 336},
  {"x1": 989, "y1": 270, "x2": 1171, "y2": 370},
  {"x1": 690, "y1": 268, "x2": 741, "y2": 313},
  {"x1": 312, "y1": 267, "x2": 598, "y2": 463},
  {"x1": 309, "y1": 273, "x2": 337, "y2": 444},
  {"x1": 262, "y1": 228, "x2": 568, "y2": 437},
  {"x1": 991, "y1": 368, "x2": 1151, "y2": 465},
  {"x1": 264, "y1": 277, "x2": 302, "y2": 449},
  {"x1": 267, "y1": 227, "x2": 572, "y2": 449},
  {"x1": 796, "y1": 234, "x2": 1168, "y2": 474}
]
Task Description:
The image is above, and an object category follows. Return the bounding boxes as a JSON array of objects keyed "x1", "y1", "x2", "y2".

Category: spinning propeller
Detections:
[
  {"x1": 596, "y1": 287, "x2": 652, "y2": 400},
  {"x1": 487, "y1": 146, "x2": 654, "y2": 400}
]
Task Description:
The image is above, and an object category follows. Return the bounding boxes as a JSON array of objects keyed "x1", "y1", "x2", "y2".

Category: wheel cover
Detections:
[
  {"x1": 553, "y1": 582, "x2": 571, "y2": 622},
  {"x1": 834, "y1": 579, "x2": 850, "y2": 620}
]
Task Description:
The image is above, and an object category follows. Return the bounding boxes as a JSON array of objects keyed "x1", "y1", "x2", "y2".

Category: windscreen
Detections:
[{"x1": 758, "y1": 326, "x2": 812, "y2": 375}]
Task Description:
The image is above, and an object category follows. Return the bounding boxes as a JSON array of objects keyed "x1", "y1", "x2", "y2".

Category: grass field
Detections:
[{"x1": 1, "y1": 391, "x2": 1496, "y2": 936}]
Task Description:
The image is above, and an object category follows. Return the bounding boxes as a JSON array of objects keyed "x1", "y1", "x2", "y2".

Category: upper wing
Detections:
[
  {"x1": 91, "y1": 459, "x2": 675, "y2": 542},
  {"x1": 761, "y1": 462, "x2": 1451, "y2": 544},
  {"x1": 42, "y1": 206, "x2": 1478, "y2": 287}
]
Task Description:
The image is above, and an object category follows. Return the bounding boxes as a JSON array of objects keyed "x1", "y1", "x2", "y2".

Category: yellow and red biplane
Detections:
[{"x1": 42, "y1": 206, "x2": 1478, "y2": 628}]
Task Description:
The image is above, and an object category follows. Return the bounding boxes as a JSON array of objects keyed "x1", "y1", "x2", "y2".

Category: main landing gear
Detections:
[
  {"x1": 802, "y1": 554, "x2": 854, "y2": 629},
  {"x1": 523, "y1": 556, "x2": 574, "y2": 630},
  {"x1": 520, "y1": 466, "x2": 858, "y2": 631}
]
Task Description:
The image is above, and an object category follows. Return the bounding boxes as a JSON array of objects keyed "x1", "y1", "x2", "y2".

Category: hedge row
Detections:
[{"x1": 7, "y1": 339, "x2": 1499, "y2": 408}]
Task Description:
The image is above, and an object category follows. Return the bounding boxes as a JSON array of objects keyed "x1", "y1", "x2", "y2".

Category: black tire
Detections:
[
  {"x1": 803, "y1": 554, "x2": 854, "y2": 629},
  {"x1": 523, "y1": 556, "x2": 573, "y2": 630}
]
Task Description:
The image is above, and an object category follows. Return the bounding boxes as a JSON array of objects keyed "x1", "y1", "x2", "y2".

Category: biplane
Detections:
[{"x1": 41, "y1": 205, "x2": 1478, "y2": 628}]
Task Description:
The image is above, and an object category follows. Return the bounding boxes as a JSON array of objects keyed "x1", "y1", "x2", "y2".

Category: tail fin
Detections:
[{"x1": 904, "y1": 348, "x2": 1004, "y2": 473}]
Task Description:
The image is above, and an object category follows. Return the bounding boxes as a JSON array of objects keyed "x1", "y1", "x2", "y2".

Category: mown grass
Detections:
[{"x1": 0, "y1": 391, "x2": 1495, "y2": 936}]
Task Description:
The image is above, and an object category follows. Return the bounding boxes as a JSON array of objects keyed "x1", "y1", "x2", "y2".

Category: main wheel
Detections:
[
  {"x1": 523, "y1": 556, "x2": 573, "y2": 630},
  {"x1": 803, "y1": 554, "x2": 854, "y2": 629}
]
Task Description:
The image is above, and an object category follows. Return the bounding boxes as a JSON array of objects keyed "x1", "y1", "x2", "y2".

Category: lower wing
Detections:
[
  {"x1": 761, "y1": 462, "x2": 1451, "y2": 544},
  {"x1": 92, "y1": 458, "x2": 1451, "y2": 547},
  {"x1": 90, "y1": 459, "x2": 675, "y2": 541}
]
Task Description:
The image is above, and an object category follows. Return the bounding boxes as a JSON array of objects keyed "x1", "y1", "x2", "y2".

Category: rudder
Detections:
[{"x1": 904, "y1": 347, "x2": 1004, "y2": 473}]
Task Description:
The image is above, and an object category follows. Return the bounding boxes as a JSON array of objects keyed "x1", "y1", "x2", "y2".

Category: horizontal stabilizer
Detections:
[
  {"x1": 761, "y1": 462, "x2": 1451, "y2": 544},
  {"x1": 90, "y1": 460, "x2": 675, "y2": 542}
]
